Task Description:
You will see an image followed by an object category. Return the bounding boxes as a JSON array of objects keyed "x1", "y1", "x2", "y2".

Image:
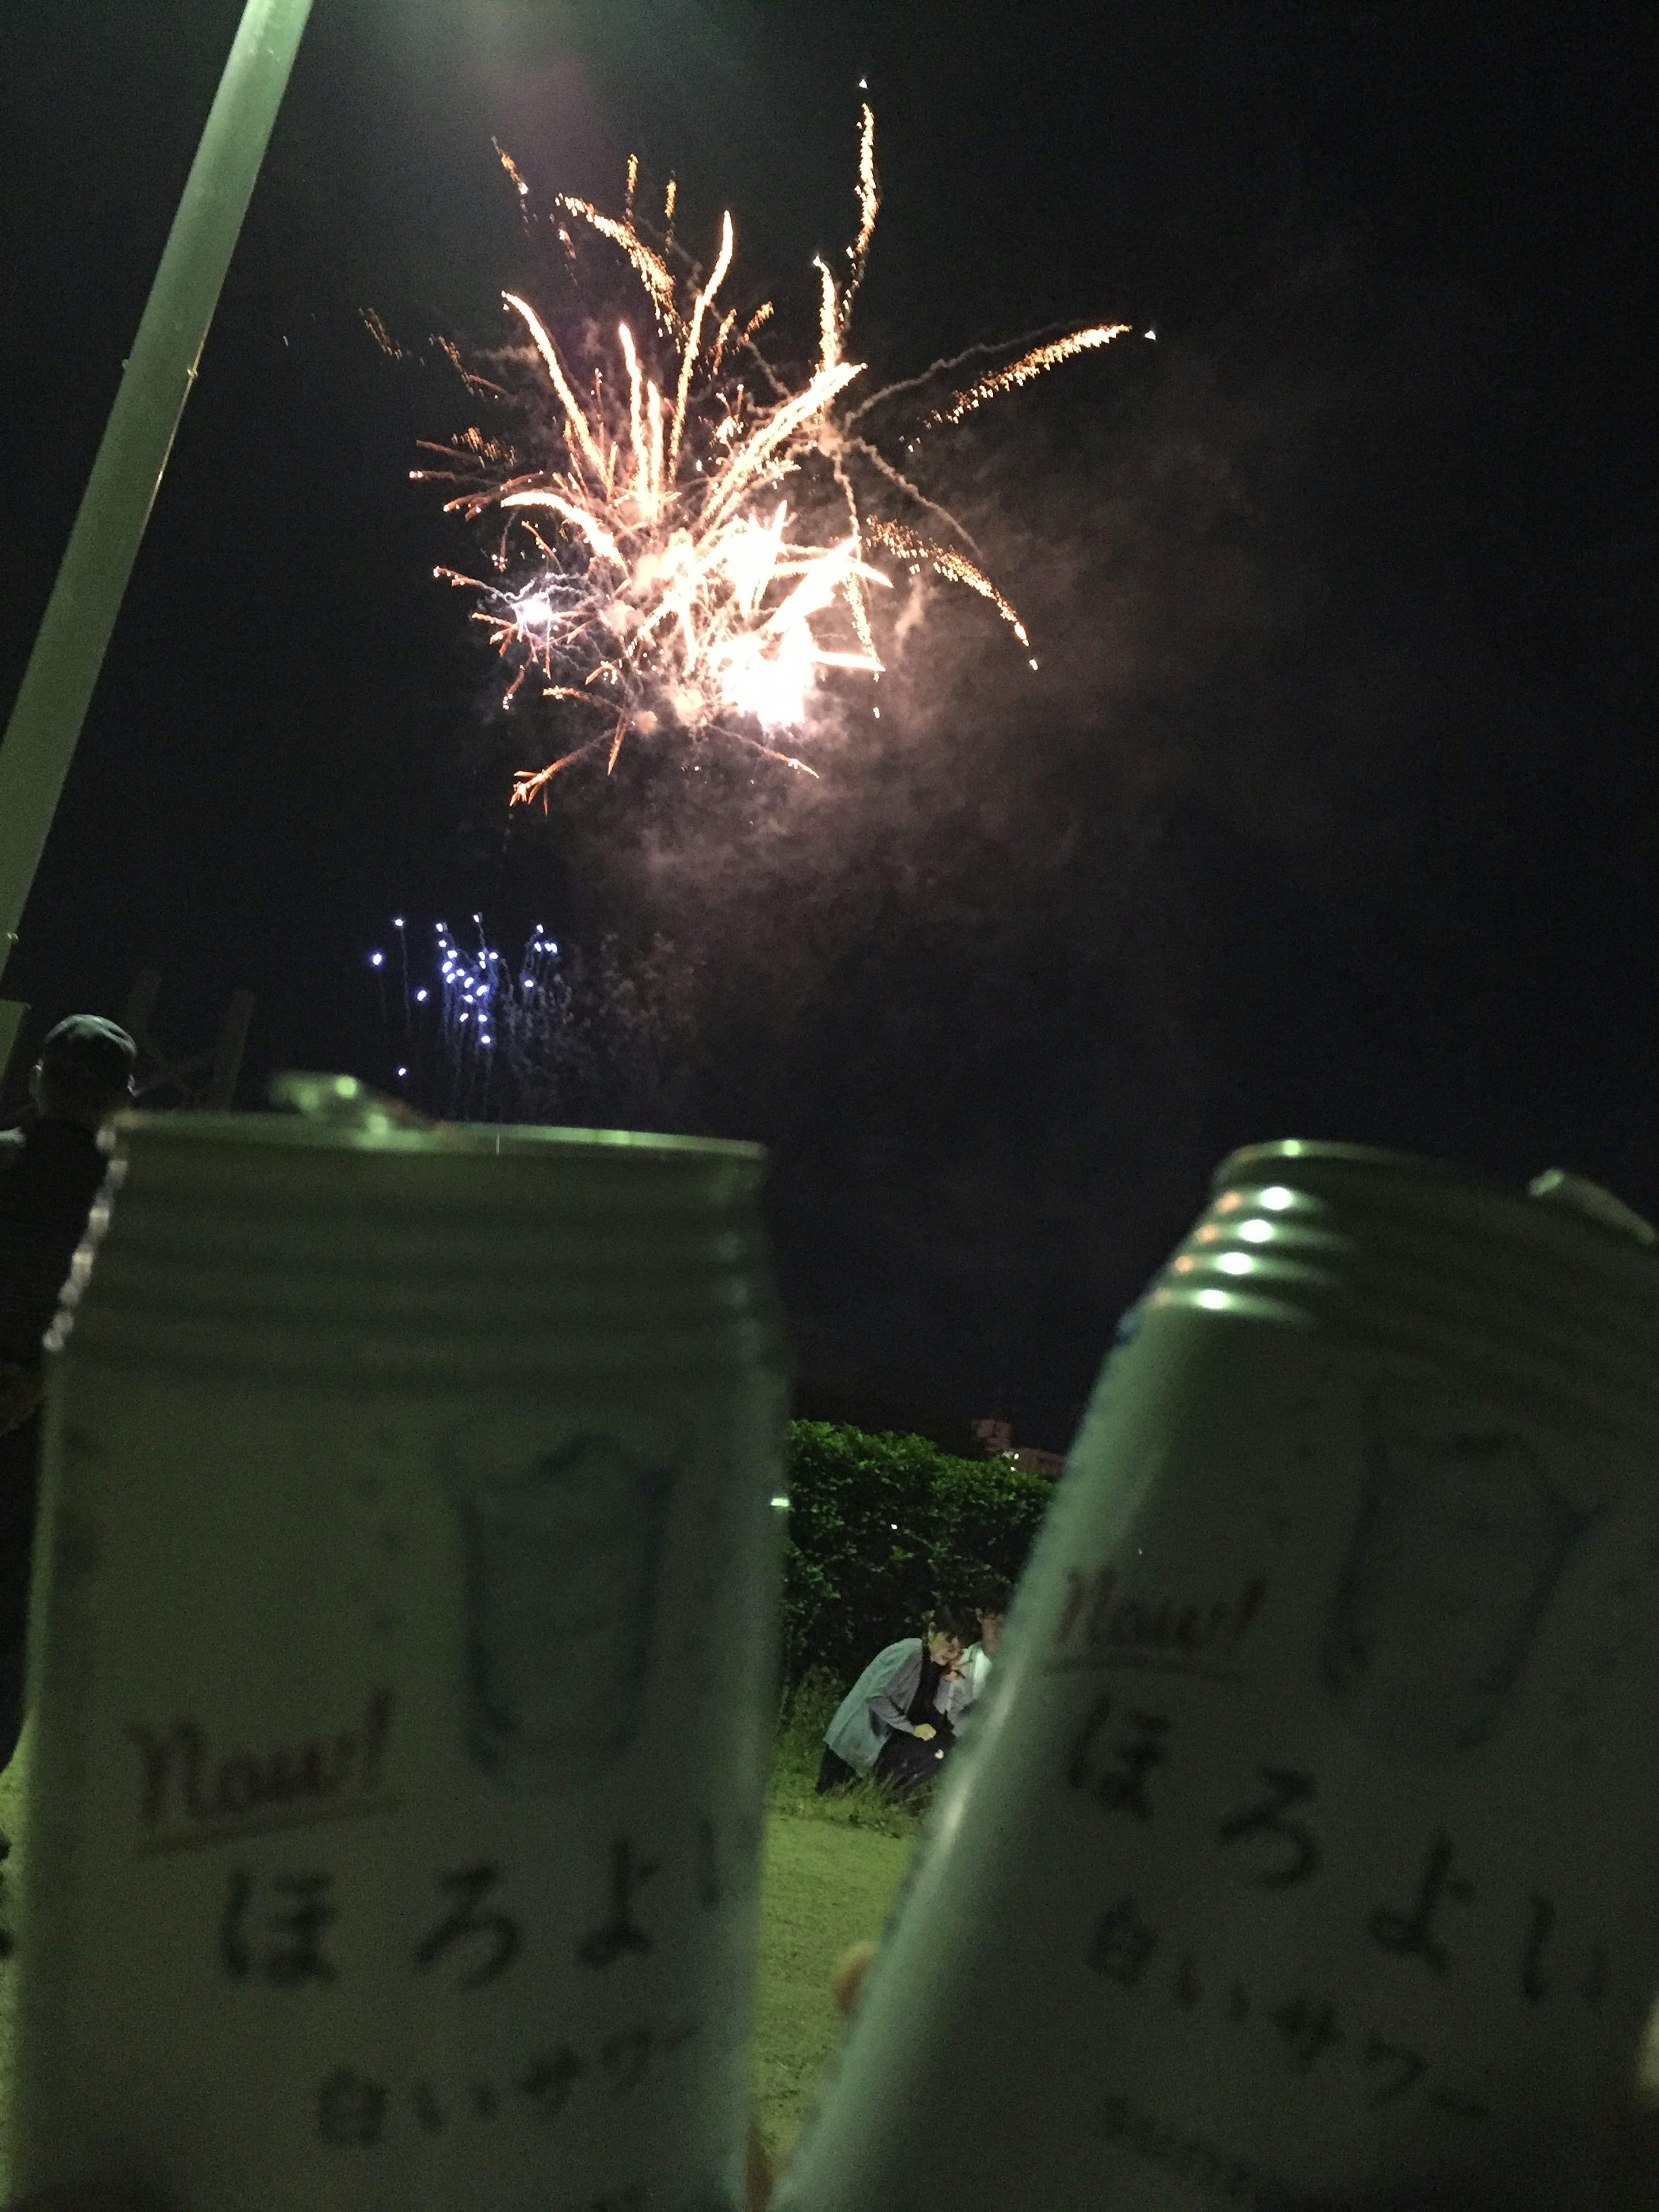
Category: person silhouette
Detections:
[{"x1": 0, "y1": 1015, "x2": 136, "y2": 1769}]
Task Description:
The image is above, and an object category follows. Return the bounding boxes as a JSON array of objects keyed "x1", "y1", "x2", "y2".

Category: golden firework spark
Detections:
[
  {"x1": 413, "y1": 109, "x2": 1132, "y2": 802},
  {"x1": 928, "y1": 323, "x2": 1134, "y2": 426},
  {"x1": 864, "y1": 520, "x2": 1035, "y2": 655}
]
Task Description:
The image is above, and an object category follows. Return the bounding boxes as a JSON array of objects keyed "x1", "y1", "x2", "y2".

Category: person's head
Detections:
[
  {"x1": 972, "y1": 1576, "x2": 1011, "y2": 1656},
  {"x1": 926, "y1": 1605, "x2": 976, "y2": 1669},
  {"x1": 30, "y1": 1015, "x2": 137, "y2": 1129}
]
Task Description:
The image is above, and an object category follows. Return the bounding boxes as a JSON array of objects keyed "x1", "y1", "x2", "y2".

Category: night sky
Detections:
[{"x1": 1, "y1": 3, "x2": 1652, "y2": 1446}]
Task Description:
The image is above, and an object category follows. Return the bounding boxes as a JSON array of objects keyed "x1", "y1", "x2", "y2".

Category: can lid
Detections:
[
  {"x1": 71, "y1": 1081, "x2": 779, "y2": 1387},
  {"x1": 1189, "y1": 1136, "x2": 1658, "y2": 1448},
  {"x1": 113, "y1": 1071, "x2": 764, "y2": 1168}
]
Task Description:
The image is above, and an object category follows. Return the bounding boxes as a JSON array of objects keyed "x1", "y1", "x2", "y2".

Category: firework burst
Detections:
[
  {"x1": 407, "y1": 107, "x2": 1131, "y2": 803},
  {"x1": 369, "y1": 916, "x2": 686, "y2": 1126}
]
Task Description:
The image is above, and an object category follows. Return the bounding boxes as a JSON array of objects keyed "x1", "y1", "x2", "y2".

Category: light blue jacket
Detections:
[{"x1": 823, "y1": 1638, "x2": 969, "y2": 1774}]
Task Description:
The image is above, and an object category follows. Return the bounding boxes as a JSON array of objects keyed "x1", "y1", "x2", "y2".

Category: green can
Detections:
[
  {"x1": 779, "y1": 1141, "x2": 1659, "y2": 2212},
  {"x1": 6, "y1": 1096, "x2": 788, "y2": 2211}
]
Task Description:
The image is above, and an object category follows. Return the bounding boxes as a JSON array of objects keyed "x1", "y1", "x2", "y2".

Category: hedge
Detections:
[{"x1": 778, "y1": 1421, "x2": 1055, "y2": 1689}]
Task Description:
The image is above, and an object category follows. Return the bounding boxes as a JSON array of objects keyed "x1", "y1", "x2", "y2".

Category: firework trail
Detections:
[
  {"x1": 372, "y1": 920, "x2": 686, "y2": 1125},
  {"x1": 408, "y1": 105, "x2": 1133, "y2": 802}
]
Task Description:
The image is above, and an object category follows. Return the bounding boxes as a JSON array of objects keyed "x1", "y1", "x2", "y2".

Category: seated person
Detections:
[
  {"x1": 817, "y1": 1610, "x2": 976, "y2": 1795},
  {"x1": 960, "y1": 1576, "x2": 1011, "y2": 1708}
]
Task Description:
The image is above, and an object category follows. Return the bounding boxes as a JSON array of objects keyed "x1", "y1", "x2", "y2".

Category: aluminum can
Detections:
[
  {"x1": 778, "y1": 1141, "x2": 1659, "y2": 2212},
  {"x1": 5, "y1": 1099, "x2": 788, "y2": 2212}
]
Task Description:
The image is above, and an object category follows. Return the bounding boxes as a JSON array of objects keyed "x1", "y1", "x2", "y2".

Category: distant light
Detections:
[
  {"x1": 769, "y1": 1494, "x2": 790, "y2": 1510},
  {"x1": 1028, "y1": 658, "x2": 1039, "y2": 670},
  {"x1": 1217, "y1": 1252, "x2": 1253, "y2": 1276},
  {"x1": 415, "y1": 988, "x2": 428, "y2": 1002},
  {"x1": 369, "y1": 951, "x2": 384, "y2": 967},
  {"x1": 1197, "y1": 1288, "x2": 1228, "y2": 1310},
  {"x1": 1144, "y1": 328, "x2": 1157, "y2": 341},
  {"x1": 1259, "y1": 1185, "x2": 1294, "y2": 1210},
  {"x1": 1238, "y1": 1218, "x2": 1273, "y2": 1243},
  {"x1": 392, "y1": 916, "x2": 404, "y2": 928},
  {"x1": 396, "y1": 1066, "x2": 408, "y2": 1078}
]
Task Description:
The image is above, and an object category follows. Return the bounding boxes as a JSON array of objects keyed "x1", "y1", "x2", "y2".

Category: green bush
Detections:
[{"x1": 779, "y1": 1421, "x2": 1052, "y2": 1690}]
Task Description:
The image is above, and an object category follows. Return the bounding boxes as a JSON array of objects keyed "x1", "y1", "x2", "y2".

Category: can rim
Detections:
[
  {"x1": 1217, "y1": 1141, "x2": 1658, "y2": 1253},
  {"x1": 1212, "y1": 1138, "x2": 1510, "y2": 1195},
  {"x1": 113, "y1": 1110, "x2": 766, "y2": 1168}
]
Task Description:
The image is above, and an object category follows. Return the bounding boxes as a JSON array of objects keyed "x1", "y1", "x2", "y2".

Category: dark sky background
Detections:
[{"x1": 1, "y1": 2, "x2": 1652, "y2": 1446}]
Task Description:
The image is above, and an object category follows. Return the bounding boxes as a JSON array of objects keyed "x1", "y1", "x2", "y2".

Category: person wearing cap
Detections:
[{"x1": 0, "y1": 1015, "x2": 136, "y2": 1769}]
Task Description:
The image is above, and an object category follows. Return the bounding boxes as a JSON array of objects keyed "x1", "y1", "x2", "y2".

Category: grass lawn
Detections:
[
  {"x1": 750, "y1": 1810, "x2": 913, "y2": 2164},
  {"x1": 749, "y1": 1671, "x2": 924, "y2": 2161}
]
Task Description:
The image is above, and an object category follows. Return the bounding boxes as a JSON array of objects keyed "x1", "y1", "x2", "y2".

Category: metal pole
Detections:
[
  {"x1": 0, "y1": 0, "x2": 316, "y2": 989},
  {"x1": 207, "y1": 986, "x2": 257, "y2": 1108}
]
